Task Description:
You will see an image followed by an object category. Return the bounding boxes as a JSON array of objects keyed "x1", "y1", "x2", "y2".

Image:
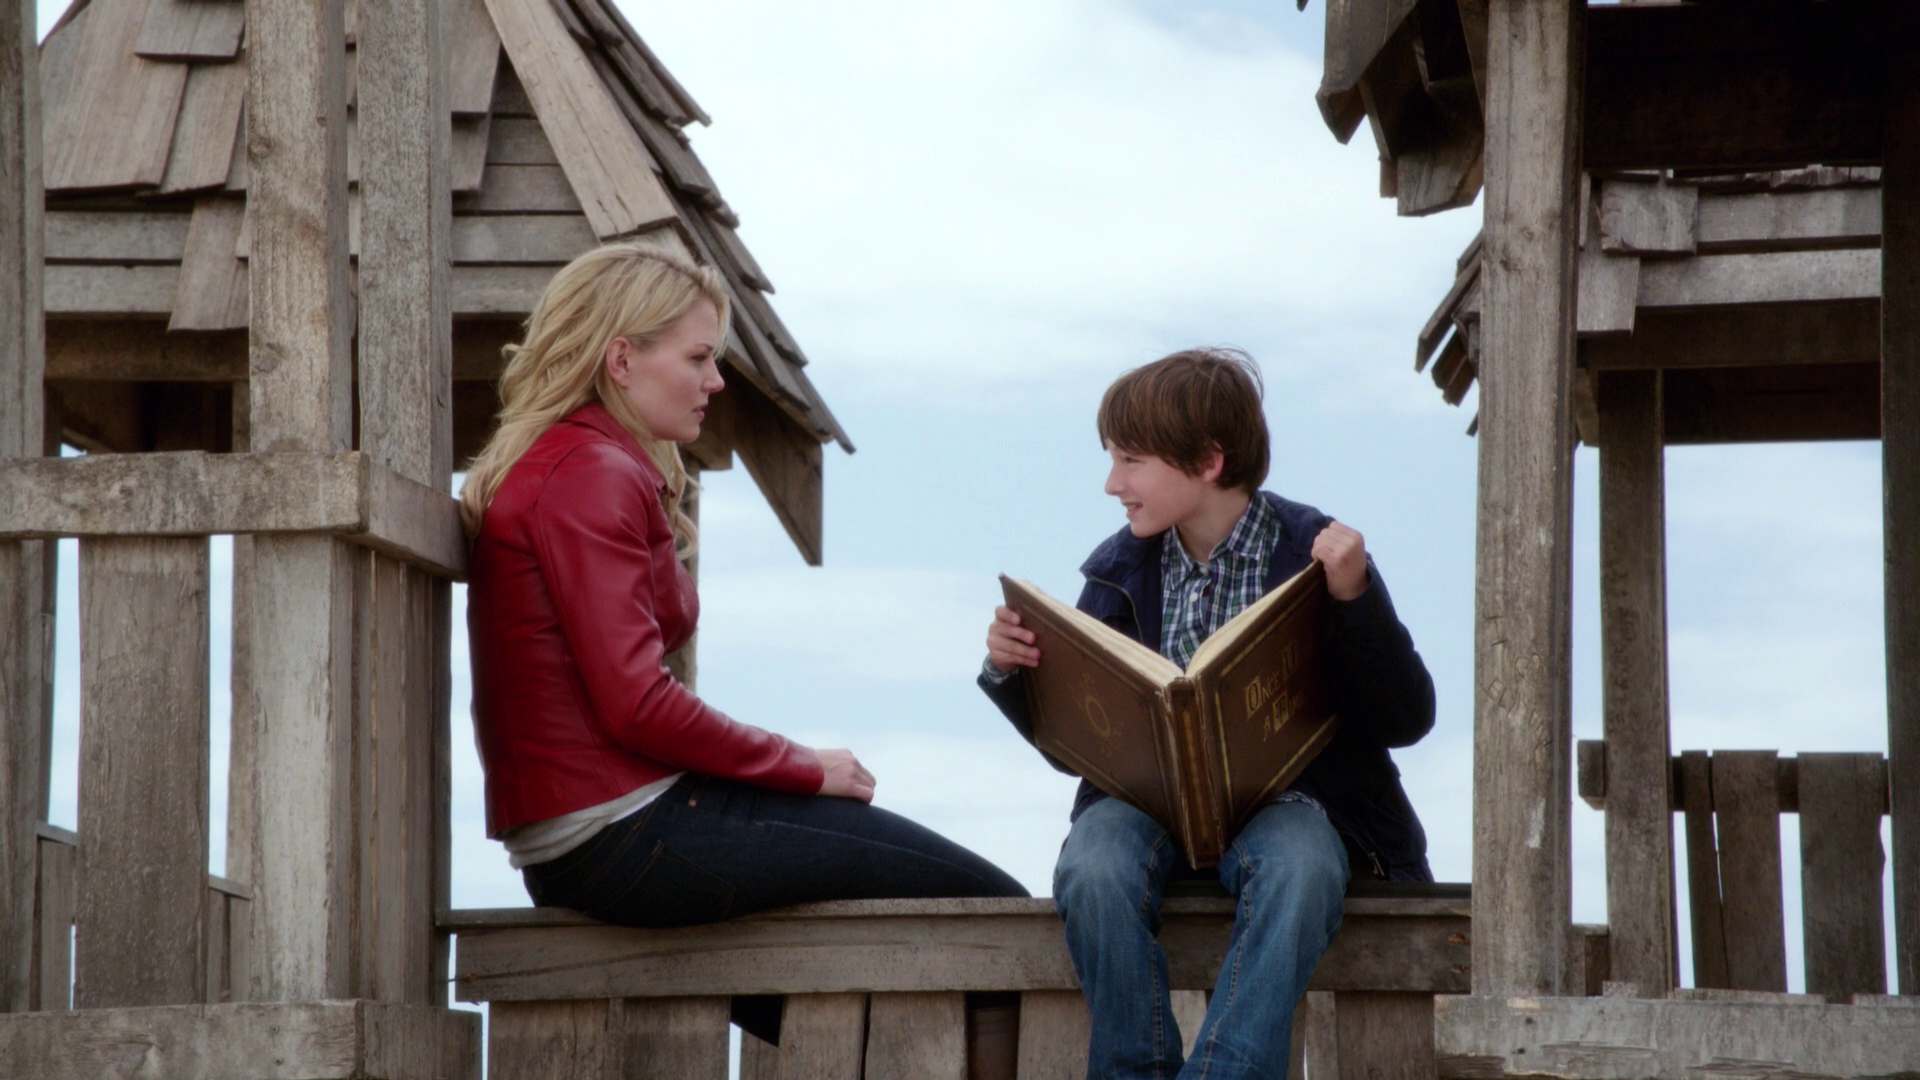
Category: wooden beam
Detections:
[
  {"x1": 45, "y1": 208, "x2": 191, "y2": 262},
  {"x1": 1636, "y1": 249, "x2": 1878, "y2": 310},
  {"x1": 1472, "y1": 0, "x2": 1580, "y2": 998},
  {"x1": 1596, "y1": 369, "x2": 1674, "y2": 997},
  {"x1": 1434, "y1": 995, "x2": 1920, "y2": 1080},
  {"x1": 0, "y1": 451, "x2": 468, "y2": 578},
  {"x1": 449, "y1": 896, "x2": 1473, "y2": 1001},
  {"x1": 74, "y1": 537, "x2": 210, "y2": 1007},
  {"x1": 1583, "y1": 3, "x2": 1879, "y2": 173},
  {"x1": 732, "y1": 379, "x2": 824, "y2": 566},
  {"x1": 1576, "y1": 748, "x2": 1888, "y2": 817},
  {"x1": 1696, "y1": 186, "x2": 1881, "y2": 255},
  {"x1": 1797, "y1": 753, "x2": 1889, "y2": 1002},
  {"x1": 1662, "y1": 362, "x2": 1879, "y2": 445},
  {"x1": 0, "y1": 0, "x2": 47, "y2": 1014},
  {"x1": 1883, "y1": 2, "x2": 1920, "y2": 997},
  {"x1": 0, "y1": 1000, "x2": 481, "y2": 1080},
  {"x1": 1581, "y1": 302, "x2": 1880, "y2": 372},
  {"x1": 1597, "y1": 179, "x2": 1695, "y2": 257}
]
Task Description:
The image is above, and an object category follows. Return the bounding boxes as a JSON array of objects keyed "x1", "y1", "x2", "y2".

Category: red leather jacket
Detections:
[{"x1": 467, "y1": 403, "x2": 823, "y2": 835}]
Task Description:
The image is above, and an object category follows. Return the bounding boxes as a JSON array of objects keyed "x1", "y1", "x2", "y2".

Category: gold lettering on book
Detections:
[
  {"x1": 1080, "y1": 672, "x2": 1113, "y2": 738},
  {"x1": 1255, "y1": 691, "x2": 1297, "y2": 740}
]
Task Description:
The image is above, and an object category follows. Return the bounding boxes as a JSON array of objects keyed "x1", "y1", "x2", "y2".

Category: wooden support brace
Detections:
[{"x1": 0, "y1": 451, "x2": 467, "y2": 578}]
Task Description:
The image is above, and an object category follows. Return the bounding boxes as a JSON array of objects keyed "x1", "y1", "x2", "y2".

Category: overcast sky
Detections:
[{"x1": 41, "y1": 0, "x2": 1899, "y2": 994}]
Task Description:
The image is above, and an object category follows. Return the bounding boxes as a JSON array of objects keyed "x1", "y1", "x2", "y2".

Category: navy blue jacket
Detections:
[{"x1": 980, "y1": 492, "x2": 1436, "y2": 881}]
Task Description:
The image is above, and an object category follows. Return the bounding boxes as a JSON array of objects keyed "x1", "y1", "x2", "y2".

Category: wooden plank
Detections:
[
  {"x1": 32, "y1": 835, "x2": 74, "y2": 1011},
  {"x1": 1636, "y1": 248, "x2": 1878, "y2": 309},
  {"x1": 443, "y1": 0, "x2": 501, "y2": 116},
  {"x1": 170, "y1": 197, "x2": 249, "y2": 331},
  {"x1": 46, "y1": 321, "x2": 244, "y2": 380},
  {"x1": 456, "y1": 162, "x2": 582, "y2": 213},
  {"x1": 1335, "y1": 992, "x2": 1434, "y2": 1080},
  {"x1": 1596, "y1": 369, "x2": 1674, "y2": 997},
  {"x1": 1470, "y1": 0, "x2": 1579, "y2": 999},
  {"x1": 157, "y1": 58, "x2": 247, "y2": 194},
  {"x1": 490, "y1": 56, "x2": 536, "y2": 116},
  {"x1": 616, "y1": 996, "x2": 729, "y2": 1080},
  {"x1": 453, "y1": 213, "x2": 597, "y2": 263},
  {"x1": 732, "y1": 380, "x2": 824, "y2": 566},
  {"x1": 0, "y1": 451, "x2": 467, "y2": 577},
  {"x1": 45, "y1": 209, "x2": 191, "y2": 262},
  {"x1": 485, "y1": 115, "x2": 559, "y2": 165},
  {"x1": 1883, "y1": 9, "x2": 1920, "y2": 998},
  {"x1": 1797, "y1": 753, "x2": 1887, "y2": 1002},
  {"x1": 1583, "y1": 4, "x2": 1878, "y2": 173},
  {"x1": 1295, "y1": 990, "x2": 1336, "y2": 1080},
  {"x1": 1662, "y1": 362, "x2": 1880, "y2": 445},
  {"x1": 45, "y1": 0, "x2": 191, "y2": 191},
  {"x1": 1598, "y1": 179, "x2": 1697, "y2": 256},
  {"x1": 489, "y1": 999, "x2": 614, "y2": 1079},
  {"x1": 44, "y1": 263, "x2": 179, "y2": 315},
  {"x1": 1678, "y1": 751, "x2": 1726, "y2": 990},
  {"x1": 427, "y1": 573, "x2": 453, "y2": 1005},
  {"x1": 74, "y1": 536, "x2": 210, "y2": 1007},
  {"x1": 1696, "y1": 186, "x2": 1881, "y2": 254},
  {"x1": 746, "y1": 993, "x2": 867, "y2": 1080},
  {"x1": 358, "y1": 0, "x2": 453, "y2": 486},
  {"x1": 1582, "y1": 302, "x2": 1880, "y2": 373},
  {"x1": 864, "y1": 992, "x2": 965, "y2": 1080},
  {"x1": 1016, "y1": 990, "x2": 1089, "y2": 1080},
  {"x1": 1433, "y1": 995, "x2": 1920, "y2": 1080},
  {"x1": 969, "y1": 999, "x2": 1020, "y2": 1080},
  {"x1": 1708, "y1": 751, "x2": 1787, "y2": 992},
  {"x1": 451, "y1": 114, "x2": 490, "y2": 194},
  {"x1": 481, "y1": 0, "x2": 677, "y2": 238},
  {"x1": 135, "y1": 0, "x2": 245, "y2": 60},
  {"x1": 453, "y1": 262, "x2": 561, "y2": 314},
  {"x1": 452, "y1": 900, "x2": 1471, "y2": 1001}
]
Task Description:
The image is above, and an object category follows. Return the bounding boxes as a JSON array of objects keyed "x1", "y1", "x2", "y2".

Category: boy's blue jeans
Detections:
[{"x1": 1054, "y1": 794, "x2": 1349, "y2": 1080}]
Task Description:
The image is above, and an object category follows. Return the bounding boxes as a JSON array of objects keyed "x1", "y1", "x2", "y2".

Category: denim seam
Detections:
[
  {"x1": 1194, "y1": 838, "x2": 1258, "y2": 1080},
  {"x1": 1138, "y1": 831, "x2": 1173, "y2": 1078}
]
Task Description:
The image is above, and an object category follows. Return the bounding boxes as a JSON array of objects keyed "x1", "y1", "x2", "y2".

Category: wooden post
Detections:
[
  {"x1": 244, "y1": 0, "x2": 355, "y2": 1002},
  {"x1": 1471, "y1": 0, "x2": 1582, "y2": 998},
  {"x1": 1882, "y1": 3, "x2": 1920, "y2": 997},
  {"x1": 73, "y1": 538, "x2": 210, "y2": 1007},
  {"x1": 1596, "y1": 369, "x2": 1675, "y2": 996},
  {"x1": 0, "y1": 0, "x2": 45, "y2": 1015}
]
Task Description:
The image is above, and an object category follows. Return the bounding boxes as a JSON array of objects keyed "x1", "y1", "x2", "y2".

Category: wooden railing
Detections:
[
  {"x1": 1578, "y1": 745, "x2": 1891, "y2": 999},
  {"x1": 445, "y1": 884, "x2": 1475, "y2": 1080}
]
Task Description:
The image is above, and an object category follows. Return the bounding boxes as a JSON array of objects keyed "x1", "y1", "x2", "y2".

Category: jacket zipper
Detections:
[{"x1": 1084, "y1": 572, "x2": 1145, "y2": 642}]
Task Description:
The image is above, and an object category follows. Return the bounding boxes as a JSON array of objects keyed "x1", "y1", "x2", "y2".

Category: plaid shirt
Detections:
[{"x1": 1160, "y1": 494, "x2": 1282, "y2": 668}]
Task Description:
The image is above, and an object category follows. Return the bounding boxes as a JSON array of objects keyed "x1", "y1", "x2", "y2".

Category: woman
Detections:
[{"x1": 462, "y1": 243, "x2": 1026, "y2": 926}]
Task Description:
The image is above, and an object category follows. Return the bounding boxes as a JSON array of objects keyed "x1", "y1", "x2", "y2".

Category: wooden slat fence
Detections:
[{"x1": 1578, "y1": 744, "x2": 1891, "y2": 1000}]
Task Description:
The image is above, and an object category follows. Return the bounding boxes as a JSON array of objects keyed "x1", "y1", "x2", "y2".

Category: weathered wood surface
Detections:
[
  {"x1": 74, "y1": 537, "x2": 210, "y2": 1008},
  {"x1": 1577, "y1": 203, "x2": 1638, "y2": 336},
  {"x1": 1595, "y1": 370, "x2": 1673, "y2": 997},
  {"x1": 1334, "y1": 992, "x2": 1434, "y2": 1080},
  {"x1": 1678, "y1": 752, "x2": 1728, "y2": 990},
  {"x1": 1695, "y1": 186, "x2": 1881, "y2": 254},
  {"x1": 0, "y1": 0, "x2": 47, "y2": 1013},
  {"x1": 1598, "y1": 179, "x2": 1696, "y2": 256},
  {"x1": 170, "y1": 196, "x2": 249, "y2": 330},
  {"x1": 1884, "y1": 9, "x2": 1920, "y2": 998},
  {"x1": 1015, "y1": 990, "x2": 1090, "y2": 1080},
  {"x1": 743, "y1": 993, "x2": 867, "y2": 1080},
  {"x1": 157, "y1": 52, "x2": 247, "y2": 194},
  {"x1": 863, "y1": 992, "x2": 966, "y2": 1080},
  {"x1": 1582, "y1": 303, "x2": 1880, "y2": 373},
  {"x1": 1797, "y1": 753, "x2": 1887, "y2": 1002},
  {"x1": 452, "y1": 213, "x2": 598, "y2": 263},
  {"x1": 32, "y1": 831, "x2": 74, "y2": 1010},
  {"x1": 0, "y1": 451, "x2": 467, "y2": 577},
  {"x1": 44, "y1": 0, "x2": 189, "y2": 191},
  {"x1": 733, "y1": 381, "x2": 825, "y2": 566},
  {"x1": 456, "y1": 162, "x2": 582, "y2": 213},
  {"x1": 1709, "y1": 751, "x2": 1787, "y2": 993},
  {"x1": 444, "y1": 0, "x2": 500, "y2": 115},
  {"x1": 1293, "y1": 990, "x2": 1337, "y2": 1080},
  {"x1": 359, "y1": 0, "x2": 452, "y2": 487},
  {"x1": 1577, "y1": 748, "x2": 1887, "y2": 817},
  {"x1": 136, "y1": 0, "x2": 245, "y2": 60},
  {"x1": 491, "y1": 997, "x2": 727, "y2": 1080},
  {"x1": 481, "y1": 0, "x2": 676, "y2": 239},
  {"x1": 1636, "y1": 249, "x2": 1878, "y2": 310},
  {"x1": 45, "y1": 321, "x2": 243, "y2": 380},
  {"x1": 1471, "y1": 0, "x2": 1579, "y2": 998},
  {"x1": 1433, "y1": 995, "x2": 1920, "y2": 1080},
  {"x1": 44, "y1": 263, "x2": 178, "y2": 315},
  {"x1": 45, "y1": 209, "x2": 191, "y2": 262},
  {"x1": 450, "y1": 896, "x2": 1472, "y2": 1000},
  {"x1": 1663, "y1": 362, "x2": 1880, "y2": 446},
  {"x1": 0, "y1": 1000, "x2": 480, "y2": 1080}
]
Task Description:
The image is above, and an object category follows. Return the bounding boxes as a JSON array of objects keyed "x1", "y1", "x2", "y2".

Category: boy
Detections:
[{"x1": 980, "y1": 349, "x2": 1435, "y2": 1080}]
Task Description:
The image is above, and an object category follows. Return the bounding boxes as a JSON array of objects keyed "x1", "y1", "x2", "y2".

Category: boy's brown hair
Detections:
[{"x1": 1097, "y1": 347, "x2": 1269, "y2": 493}]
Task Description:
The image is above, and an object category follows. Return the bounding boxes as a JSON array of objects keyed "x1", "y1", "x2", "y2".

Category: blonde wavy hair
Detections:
[{"x1": 459, "y1": 242, "x2": 731, "y2": 553}]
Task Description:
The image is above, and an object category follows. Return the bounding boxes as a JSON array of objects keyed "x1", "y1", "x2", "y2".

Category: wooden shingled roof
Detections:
[{"x1": 38, "y1": 0, "x2": 847, "y2": 562}]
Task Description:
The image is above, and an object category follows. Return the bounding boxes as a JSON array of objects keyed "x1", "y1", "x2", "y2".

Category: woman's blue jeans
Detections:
[
  {"x1": 522, "y1": 773, "x2": 1029, "y2": 927},
  {"x1": 1053, "y1": 794, "x2": 1349, "y2": 1080}
]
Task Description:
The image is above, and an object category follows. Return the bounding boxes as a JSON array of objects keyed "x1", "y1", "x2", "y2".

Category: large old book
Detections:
[{"x1": 1000, "y1": 564, "x2": 1338, "y2": 868}]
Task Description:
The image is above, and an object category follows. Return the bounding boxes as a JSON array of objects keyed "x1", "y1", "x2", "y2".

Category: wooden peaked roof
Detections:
[{"x1": 38, "y1": 0, "x2": 847, "y2": 561}]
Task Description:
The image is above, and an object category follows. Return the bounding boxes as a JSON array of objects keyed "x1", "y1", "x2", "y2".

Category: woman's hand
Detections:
[
  {"x1": 815, "y1": 748, "x2": 877, "y2": 802},
  {"x1": 986, "y1": 605, "x2": 1040, "y2": 671}
]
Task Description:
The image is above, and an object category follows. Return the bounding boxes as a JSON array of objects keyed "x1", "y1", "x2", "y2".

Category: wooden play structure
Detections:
[
  {"x1": 1317, "y1": 0, "x2": 1920, "y2": 1073},
  {"x1": 6, "y1": 0, "x2": 1919, "y2": 1077}
]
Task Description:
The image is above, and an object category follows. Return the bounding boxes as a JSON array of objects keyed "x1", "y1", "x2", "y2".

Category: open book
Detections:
[{"x1": 1000, "y1": 563, "x2": 1338, "y2": 868}]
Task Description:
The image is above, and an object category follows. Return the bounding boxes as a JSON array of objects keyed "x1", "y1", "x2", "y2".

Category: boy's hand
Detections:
[
  {"x1": 1312, "y1": 523, "x2": 1371, "y2": 601},
  {"x1": 986, "y1": 605, "x2": 1041, "y2": 671}
]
